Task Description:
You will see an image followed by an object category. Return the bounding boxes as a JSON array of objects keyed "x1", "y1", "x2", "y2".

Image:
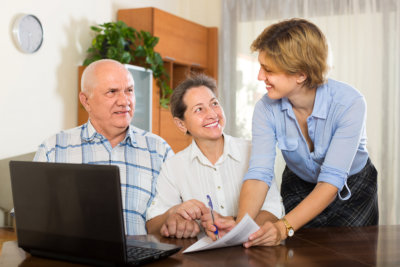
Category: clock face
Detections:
[{"x1": 13, "y1": 14, "x2": 43, "y2": 53}]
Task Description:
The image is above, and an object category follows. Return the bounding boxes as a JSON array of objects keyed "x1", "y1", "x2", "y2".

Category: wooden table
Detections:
[{"x1": 1, "y1": 225, "x2": 399, "y2": 266}]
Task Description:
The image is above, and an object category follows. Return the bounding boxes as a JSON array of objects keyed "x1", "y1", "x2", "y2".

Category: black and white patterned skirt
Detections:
[{"x1": 281, "y1": 158, "x2": 379, "y2": 227}]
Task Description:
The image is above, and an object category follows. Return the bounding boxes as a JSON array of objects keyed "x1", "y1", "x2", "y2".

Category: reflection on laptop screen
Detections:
[{"x1": 10, "y1": 161, "x2": 181, "y2": 266}]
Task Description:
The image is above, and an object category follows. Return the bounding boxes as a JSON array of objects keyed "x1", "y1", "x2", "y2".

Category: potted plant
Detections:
[{"x1": 83, "y1": 21, "x2": 172, "y2": 108}]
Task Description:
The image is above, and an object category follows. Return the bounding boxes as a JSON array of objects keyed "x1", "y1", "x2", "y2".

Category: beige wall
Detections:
[
  {"x1": 0, "y1": 0, "x2": 221, "y2": 160},
  {"x1": 0, "y1": 0, "x2": 221, "y2": 225}
]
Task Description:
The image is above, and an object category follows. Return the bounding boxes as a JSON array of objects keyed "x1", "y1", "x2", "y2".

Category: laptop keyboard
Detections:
[{"x1": 126, "y1": 246, "x2": 166, "y2": 261}]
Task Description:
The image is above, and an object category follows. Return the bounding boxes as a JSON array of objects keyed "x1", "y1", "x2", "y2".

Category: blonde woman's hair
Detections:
[{"x1": 251, "y1": 18, "x2": 329, "y2": 89}]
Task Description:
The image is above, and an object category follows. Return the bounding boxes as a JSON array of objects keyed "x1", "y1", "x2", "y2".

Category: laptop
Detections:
[{"x1": 9, "y1": 161, "x2": 181, "y2": 266}]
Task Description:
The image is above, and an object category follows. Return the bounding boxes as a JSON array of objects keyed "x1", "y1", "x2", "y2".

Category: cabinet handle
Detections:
[
  {"x1": 164, "y1": 56, "x2": 176, "y2": 61},
  {"x1": 191, "y1": 63, "x2": 201, "y2": 67}
]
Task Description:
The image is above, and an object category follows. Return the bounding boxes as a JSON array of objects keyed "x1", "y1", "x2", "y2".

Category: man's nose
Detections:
[{"x1": 117, "y1": 91, "x2": 130, "y2": 105}]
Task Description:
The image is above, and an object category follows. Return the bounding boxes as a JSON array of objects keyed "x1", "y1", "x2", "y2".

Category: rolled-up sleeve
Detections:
[
  {"x1": 243, "y1": 97, "x2": 277, "y2": 187},
  {"x1": 318, "y1": 96, "x2": 367, "y2": 190}
]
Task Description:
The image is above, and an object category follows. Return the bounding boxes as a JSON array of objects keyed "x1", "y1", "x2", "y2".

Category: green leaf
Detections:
[
  {"x1": 160, "y1": 98, "x2": 169, "y2": 109},
  {"x1": 83, "y1": 58, "x2": 93, "y2": 66},
  {"x1": 154, "y1": 53, "x2": 163, "y2": 65},
  {"x1": 121, "y1": 51, "x2": 131, "y2": 63},
  {"x1": 83, "y1": 21, "x2": 172, "y2": 107},
  {"x1": 135, "y1": 46, "x2": 146, "y2": 58},
  {"x1": 107, "y1": 47, "x2": 117, "y2": 59},
  {"x1": 90, "y1": 26, "x2": 102, "y2": 32}
]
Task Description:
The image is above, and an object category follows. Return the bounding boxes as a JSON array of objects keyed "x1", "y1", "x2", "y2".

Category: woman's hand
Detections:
[
  {"x1": 201, "y1": 211, "x2": 236, "y2": 240},
  {"x1": 243, "y1": 220, "x2": 286, "y2": 247}
]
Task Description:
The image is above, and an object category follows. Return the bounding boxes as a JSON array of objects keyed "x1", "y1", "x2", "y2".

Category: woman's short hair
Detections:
[
  {"x1": 170, "y1": 73, "x2": 217, "y2": 120},
  {"x1": 251, "y1": 18, "x2": 329, "y2": 89}
]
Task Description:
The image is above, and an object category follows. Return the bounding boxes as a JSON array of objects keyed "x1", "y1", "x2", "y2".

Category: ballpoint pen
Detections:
[{"x1": 206, "y1": 194, "x2": 219, "y2": 240}]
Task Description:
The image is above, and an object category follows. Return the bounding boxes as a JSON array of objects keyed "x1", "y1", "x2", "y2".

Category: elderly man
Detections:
[{"x1": 34, "y1": 59, "x2": 173, "y2": 235}]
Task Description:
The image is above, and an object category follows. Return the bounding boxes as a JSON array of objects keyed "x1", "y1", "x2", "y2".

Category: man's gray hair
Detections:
[{"x1": 80, "y1": 59, "x2": 134, "y2": 96}]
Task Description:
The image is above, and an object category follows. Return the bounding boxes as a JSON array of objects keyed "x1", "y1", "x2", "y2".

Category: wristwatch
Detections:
[{"x1": 281, "y1": 217, "x2": 295, "y2": 237}]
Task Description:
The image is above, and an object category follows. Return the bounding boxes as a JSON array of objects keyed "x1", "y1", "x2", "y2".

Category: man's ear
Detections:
[
  {"x1": 173, "y1": 117, "x2": 188, "y2": 134},
  {"x1": 79, "y1": 92, "x2": 90, "y2": 112}
]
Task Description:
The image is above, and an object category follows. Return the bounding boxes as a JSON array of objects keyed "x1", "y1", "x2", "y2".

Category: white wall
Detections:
[{"x1": 0, "y1": 0, "x2": 221, "y2": 160}]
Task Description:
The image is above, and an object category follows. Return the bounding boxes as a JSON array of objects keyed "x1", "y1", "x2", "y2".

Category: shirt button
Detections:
[
  {"x1": 151, "y1": 201, "x2": 155, "y2": 205},
  {"x1": 217, "y1": 186, "x2": 221, "y2": 190},
  {"x1": 220, "y1": 205, "x2": 224, "y2": 209}
]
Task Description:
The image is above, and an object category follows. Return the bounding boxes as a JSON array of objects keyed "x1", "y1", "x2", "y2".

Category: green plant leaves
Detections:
[{"x1": 83, "y1": 21, "x2": 171, "y2": 107}]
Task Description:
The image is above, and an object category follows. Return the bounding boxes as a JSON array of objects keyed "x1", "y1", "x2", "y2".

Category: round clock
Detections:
[{"x1": 13, "y1": 14, "x2": 44, "y2": 53}]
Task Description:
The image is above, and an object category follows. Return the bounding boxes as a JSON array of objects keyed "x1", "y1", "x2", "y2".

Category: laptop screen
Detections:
[{"x1": 10, "y1": 161, "x2": 127, "y2": 265}]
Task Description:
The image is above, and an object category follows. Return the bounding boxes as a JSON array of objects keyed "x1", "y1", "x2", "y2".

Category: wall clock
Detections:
[{"x1": 13, "y1": 14, "x2": 44, "y2": 53}]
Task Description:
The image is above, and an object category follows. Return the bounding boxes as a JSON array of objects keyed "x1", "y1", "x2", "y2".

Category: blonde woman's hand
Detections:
[{"x1": 243, "y1": 220, "x2": 286, "y2": 247}]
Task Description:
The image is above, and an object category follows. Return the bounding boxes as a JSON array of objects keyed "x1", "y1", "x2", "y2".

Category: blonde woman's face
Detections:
[{"x1": 257, "y1": 51, "x2": 306, "y2": 100}]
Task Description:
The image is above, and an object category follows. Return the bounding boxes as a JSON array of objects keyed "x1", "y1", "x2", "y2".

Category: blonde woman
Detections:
[{"x1": 213, "y1": 18, "x2": 378, "y2": 247}]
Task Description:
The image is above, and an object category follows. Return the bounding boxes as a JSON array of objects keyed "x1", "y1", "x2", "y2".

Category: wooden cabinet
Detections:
[
  {"x1": 78, "y1": 7, "x2": 218, "y2": 153},
  {"x1": 117, "y1": 7, "x2": 218, "y2": 74},
  {"x1": 118, "y1": 8, "x2": 218, "y2": 153}
]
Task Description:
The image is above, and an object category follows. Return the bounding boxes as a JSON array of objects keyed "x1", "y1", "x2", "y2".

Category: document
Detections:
[{"x1": 183, "y1": 214, "x2": 259, "y2": 253}]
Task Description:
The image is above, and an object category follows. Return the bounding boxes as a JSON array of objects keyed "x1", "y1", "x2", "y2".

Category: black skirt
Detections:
[{"x1": 281, "y1": 158, "x2": 379, "y2": 227}]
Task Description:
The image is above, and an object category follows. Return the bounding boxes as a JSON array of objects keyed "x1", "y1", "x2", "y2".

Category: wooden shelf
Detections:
[
  {"x1": 77, "y1": 7, "x2": 218, "y2": 153},
  {"x1": 118, "y1": 8, "x2": 218, "y2": 153}
]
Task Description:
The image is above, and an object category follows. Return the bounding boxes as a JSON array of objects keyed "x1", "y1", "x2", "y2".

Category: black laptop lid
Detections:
[{"x1": 10, "y1": 161, "x2": 127, "y2": 265}]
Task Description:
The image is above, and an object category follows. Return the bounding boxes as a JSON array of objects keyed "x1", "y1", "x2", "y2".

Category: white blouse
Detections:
[{"x1": 146, "y1": 134, "x2": 284, "y2": 221}]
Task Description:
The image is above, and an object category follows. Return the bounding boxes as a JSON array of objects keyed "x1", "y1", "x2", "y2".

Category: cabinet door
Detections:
[
  {"x1": 118, "y1": 8, "x2": 209, "y2": 68},
  {"x1": 153, "y1": 9, "x2": 208, "y2": 67}
]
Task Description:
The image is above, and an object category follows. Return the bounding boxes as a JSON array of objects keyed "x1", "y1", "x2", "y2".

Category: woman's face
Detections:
[
  {"x1": 257, "y1": 51, "x2": 306, "y2": 100},
  {"x1": 178, "y1": 86, "x2": 225, "y2": 142}
]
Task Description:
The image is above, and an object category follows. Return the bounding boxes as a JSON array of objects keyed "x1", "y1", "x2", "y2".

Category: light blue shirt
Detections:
[
  {"x1": 244, "y1": 79, "x2": 369, "y2": 199},
  {"x1": 34, "y1": 121, "x2": 173, "y2": 235}
]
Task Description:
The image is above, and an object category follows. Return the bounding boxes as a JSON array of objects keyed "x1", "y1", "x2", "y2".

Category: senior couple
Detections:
[{"x1": 36, "y1": 19, "x2": 378, "y2": 247}]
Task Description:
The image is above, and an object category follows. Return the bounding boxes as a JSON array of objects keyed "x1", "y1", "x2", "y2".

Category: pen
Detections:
[{"x1": 206, "y1": 194, "x2": 219, "y2": 240}]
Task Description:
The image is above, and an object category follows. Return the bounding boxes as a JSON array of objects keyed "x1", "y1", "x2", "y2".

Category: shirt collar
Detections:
[
  {"x1": 81, "y1": 120, "x2": 134, "y2": 145},
  {"x1": 81, "y1": 120, "x2": 103, "y2": 142},
  {"x1": 279, "y1": 82, "x2": 330, "y2": 120},
  {"x1": 310, "y1": 82, "x2": 330, "y2": 119},
  {"x1": 281, "y1": 97, "x2": 292, "y2": 111},
  {"x1": 189, "y1": 134, "x2": 242, "y2": 167},
  {"x1": 280, "y1": 97, "x2": 296, "y2": 120}
]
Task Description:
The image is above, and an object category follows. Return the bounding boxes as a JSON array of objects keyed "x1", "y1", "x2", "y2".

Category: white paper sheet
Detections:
[{"x1": 183, "y1": 214, "x2": 259, "y2": 253}]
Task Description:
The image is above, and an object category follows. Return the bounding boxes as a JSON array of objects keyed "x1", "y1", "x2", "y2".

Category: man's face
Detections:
[{"x1": 83, "y1": 64, "x2": 135, "y2": 136}]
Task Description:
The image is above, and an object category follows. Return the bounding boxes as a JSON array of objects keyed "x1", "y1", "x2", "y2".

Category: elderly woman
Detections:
[{"x1": 146, "y1": 74, "x2": 284, "y2": 238}]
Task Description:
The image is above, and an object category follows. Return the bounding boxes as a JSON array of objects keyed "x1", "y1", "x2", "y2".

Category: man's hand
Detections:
[
  {"x1": 160, "y1": 213, "x2": 200, "y2": 238},
  {"x1": 201, "y1": 211, "x2": 236, "y2": 240},
  {"x1": 173, "y1": 199, "x2": 209, "y2": 221},
  {"x1": 243, "y1": 220, "x2": 286, "y2": 247}
]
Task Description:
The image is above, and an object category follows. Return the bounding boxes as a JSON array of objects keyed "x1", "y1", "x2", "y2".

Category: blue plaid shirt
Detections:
[{"x1": 34, "y1": 121, "x2": 174, "y2": 235}]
